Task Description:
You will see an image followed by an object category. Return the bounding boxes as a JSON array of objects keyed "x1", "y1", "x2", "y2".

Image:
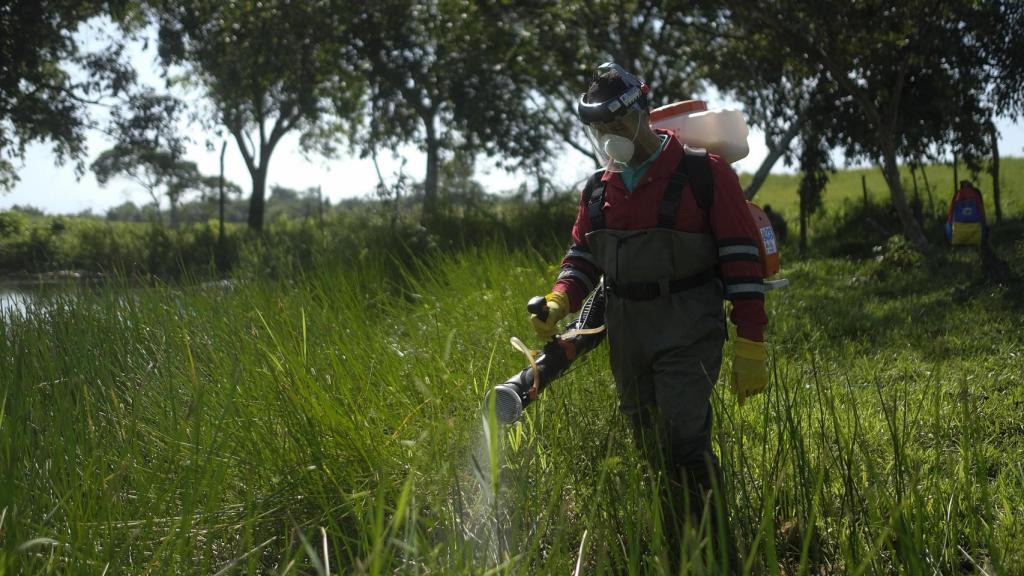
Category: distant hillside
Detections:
[{"x1": 739, "y1": 157, "x2": 1024, "y2": 223}]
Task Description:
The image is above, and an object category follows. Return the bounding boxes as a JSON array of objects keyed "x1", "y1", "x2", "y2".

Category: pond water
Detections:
[
  {"x1": 0, "y1": 280, "x2": 84, "y2": 321},
  {"x1": 0, "y1": 284, "x2": 32, "y2": 319},
  {"x1": 1, "y1": 277, "x2": 234, "y2": 323}
]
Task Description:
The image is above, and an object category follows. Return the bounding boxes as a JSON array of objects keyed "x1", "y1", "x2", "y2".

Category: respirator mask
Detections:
[
  {"x1": 584, "y1": 114, "x2": 643, "y2": 173},
  {"x1": 577, "y1": 62, "x2": 650, "y2": 173}
]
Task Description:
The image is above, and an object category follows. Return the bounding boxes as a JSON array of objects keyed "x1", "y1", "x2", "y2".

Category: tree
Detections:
[
  {"x1": 153, "y1": 0, "x2": 364, "y2": 231},
  {"x1": 975, "y1": 1, "x2": 1024, "y2": 120},
  {"x1": 90, "y1": 89, "x2": 197, "y2": 226},
  {"x1": 796, "y1": 131, "x2": 831, "y2": 255},
  {"x1": 436, "y1": 149, "x2": 488, "y2": 217},
  {"x1": 0, "y1": 0, "x2": 138, "y2": 190},
  {"x1": 519, "y1": 2, "x2": 706, "y2": 169},
  {"x1": 972, "y1": 2, "x2": 1024, "y2": 225},
  {"x1": 93, "y1": 147, "x2": 187, "y2": 224},
  {"x1": 349, "y1": 0, "x2": 558, "y2": 223},
  {"x1": 715, "y1": 0, "x2": 1013, "y2": 251},
  {"x1": 264, "y1": 185, "x2": 324, "y2": 222},
  {"x1": 105, "y1": 200, "x2": 142, "y2": 222},
  {"x1": 690, "y1": 6, "x2": 825, "y2": 200}
]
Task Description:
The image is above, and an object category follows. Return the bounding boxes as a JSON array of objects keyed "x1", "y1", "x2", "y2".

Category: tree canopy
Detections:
[
  {"x1": 705, "y1": 0, "x2": 1021, "y2": 249},
  {"x1": 348, "y1": 0, "x2": 558, "y2": 221},
  {"x1": 0, "y1": 0, "x2": 138, "y2": 190},
  {"x1": 153, "y1": 0, "x2": 363, "y2": 230},
  {"x1": 3, "y1": 0, "x2": 1023, "y2": 245},
  {"x1": 520, "y1": 1, "x2": 706, "y2": 166}
]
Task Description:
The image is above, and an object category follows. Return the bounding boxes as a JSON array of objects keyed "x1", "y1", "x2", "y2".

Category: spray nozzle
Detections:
[{"x1": 485, "y1": 284, "x2": 609, "y2": 425}]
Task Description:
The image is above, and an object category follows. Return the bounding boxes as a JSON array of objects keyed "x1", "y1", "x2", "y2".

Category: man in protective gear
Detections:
[{"x1": 530, "y1": 63, "x2": 769, "y2": 569}]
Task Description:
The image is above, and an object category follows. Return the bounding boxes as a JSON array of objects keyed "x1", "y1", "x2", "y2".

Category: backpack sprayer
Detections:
[{"x1": 486, "y1": 285, "x2": 608, "y2": 425}]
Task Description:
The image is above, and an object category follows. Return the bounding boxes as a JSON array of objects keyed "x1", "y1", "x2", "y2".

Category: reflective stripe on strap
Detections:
[{"x1": 557, "y1": 267, "x2": 596, "y2": 293}]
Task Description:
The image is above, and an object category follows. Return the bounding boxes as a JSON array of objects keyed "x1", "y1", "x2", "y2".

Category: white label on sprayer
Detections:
[{"x1": 760, "y1": 226, "x2": 777, "y2": 255}]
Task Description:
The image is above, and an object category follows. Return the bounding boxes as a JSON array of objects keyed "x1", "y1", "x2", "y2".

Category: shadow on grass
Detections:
[{"x1": 774, "y1": 214, "x2": 1024, "y2": 362}]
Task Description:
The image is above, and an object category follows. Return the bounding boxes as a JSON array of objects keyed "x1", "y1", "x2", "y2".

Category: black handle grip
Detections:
[{"x1": 527, "y1": 295, "x2": 548, "y2": 321}]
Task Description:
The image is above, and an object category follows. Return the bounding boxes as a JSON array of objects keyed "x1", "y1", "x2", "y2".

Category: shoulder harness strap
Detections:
[
  {"x1": 657, "y1": 145, "x2": 715, "y2": 229},
  {"x1": 685, "y1": 146, "x2": 714, "y2": 212},
  {"x1": 655, "y1": 144, "x2": 712, "y2": 227},
  {"x1": 658, "y1": 155, "x2": 690, "y2": 228},
  {"x1": 584, "y1": 170, "x2": 607, "y2": 232},
  {"x1": 588, "y1": 147, "x2": 715, "y2": 232}
]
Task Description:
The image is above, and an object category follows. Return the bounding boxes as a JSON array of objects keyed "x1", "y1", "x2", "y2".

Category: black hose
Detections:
[{"x1": 489, "y1": 281, "x2": 608, "y2": 424}]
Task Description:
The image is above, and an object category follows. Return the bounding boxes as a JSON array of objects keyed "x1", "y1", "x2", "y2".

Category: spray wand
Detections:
[{"x1": 486, "y1": 284, "x2": 608, "y2": 424}]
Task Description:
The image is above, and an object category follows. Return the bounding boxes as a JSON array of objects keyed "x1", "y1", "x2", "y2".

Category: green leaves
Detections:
[
  {"x1": 152, "y1": 0, "x2": 365, "y2": 229},
  {"x1": 0, "y1": 0, "x2": 140, "y2": 189}
]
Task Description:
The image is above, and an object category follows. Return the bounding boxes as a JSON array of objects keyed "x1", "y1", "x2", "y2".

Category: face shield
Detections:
[
  {"x1": 577, "y1": 62, "x2": 651, "y2": 172},
  {"x1": 583, "y1": 112, "x2": 644, "y2": 173}
]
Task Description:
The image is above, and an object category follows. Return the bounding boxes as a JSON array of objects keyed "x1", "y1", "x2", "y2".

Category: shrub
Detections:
[
  {"x1": 49, "y1": 217, "x2": 67, "y2": 234},
  {"x1": 0, "y1": 210, "x2": 27, "y2": 239}
]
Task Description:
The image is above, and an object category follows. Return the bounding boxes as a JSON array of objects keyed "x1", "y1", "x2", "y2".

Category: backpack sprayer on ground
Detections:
[{"x1": 485, "y1": 100, "x2": 788, "y2": 425}]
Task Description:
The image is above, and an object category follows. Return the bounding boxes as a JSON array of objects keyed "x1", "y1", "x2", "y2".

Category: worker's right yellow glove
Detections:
[
  {"x1": 529, "y1": 291, "x2": 569, "y2": 340},
  {"x1": 730, "y1": 337, "x2": 768, "y2": 406}
]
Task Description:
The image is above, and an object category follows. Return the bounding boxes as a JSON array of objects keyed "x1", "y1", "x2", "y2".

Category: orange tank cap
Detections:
[{"x1": 649, "y1": 100, "x2": 708, "y2": 123}]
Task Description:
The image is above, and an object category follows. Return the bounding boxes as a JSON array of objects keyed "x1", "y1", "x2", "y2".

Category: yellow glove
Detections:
[
  {"x1": 529, "y1": 291, "x2": 569, "y2": 340},
  {"x1": 730, "y1": 337, "x2": 768, "y2": 406}
]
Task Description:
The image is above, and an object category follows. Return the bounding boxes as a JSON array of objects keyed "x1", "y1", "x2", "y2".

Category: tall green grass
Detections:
[{"x1": 2, "y1": 226, "x2": 1023, "y2": 573}]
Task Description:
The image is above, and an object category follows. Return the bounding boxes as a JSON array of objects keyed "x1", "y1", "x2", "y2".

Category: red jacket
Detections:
[{"x1": 553, "y1": 130, "x2": 768, "y2": 341}]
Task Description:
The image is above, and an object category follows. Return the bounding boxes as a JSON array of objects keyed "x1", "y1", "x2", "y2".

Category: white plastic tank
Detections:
[{"x1": 649, "y1": 100, "x2": 750, "y2": 163}]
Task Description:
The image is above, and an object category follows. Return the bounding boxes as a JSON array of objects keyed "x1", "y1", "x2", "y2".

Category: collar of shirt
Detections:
[{"x1": 618, "y1": 134, "x2": 669, "y2": 192}]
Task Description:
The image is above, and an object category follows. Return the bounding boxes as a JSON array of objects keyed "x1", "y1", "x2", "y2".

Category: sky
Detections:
[{"x1": 3, "y1": 22, "x2": 1023, "y2": 216}]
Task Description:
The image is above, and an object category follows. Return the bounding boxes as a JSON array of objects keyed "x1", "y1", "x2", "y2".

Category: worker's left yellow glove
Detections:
[{"x1": 730, "y1": 337, "x2": 768, "y2": 406}]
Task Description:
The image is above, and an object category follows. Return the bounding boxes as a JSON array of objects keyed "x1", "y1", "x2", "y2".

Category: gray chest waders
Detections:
[
  {"x1": 587, "y1": 227, "x2": 728, "y2": 542},
  {"x1": 584, "y1": 227, "x2": 725, "y2": 417}
]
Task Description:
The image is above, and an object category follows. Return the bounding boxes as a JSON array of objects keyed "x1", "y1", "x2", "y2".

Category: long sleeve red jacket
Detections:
[{"x1": 553, "y1": 130, "x2": 769, "y2": 342}]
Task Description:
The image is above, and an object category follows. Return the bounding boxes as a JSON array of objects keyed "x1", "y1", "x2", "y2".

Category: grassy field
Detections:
[
  {"x1": 740, "y1": 157, "x2": 1024, "y2": 231},
  {"x1": 2, "y1": 164, "x2": 1024, "y2": 574}
]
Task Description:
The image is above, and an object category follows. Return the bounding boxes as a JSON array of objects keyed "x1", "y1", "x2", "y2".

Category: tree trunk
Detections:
[
  {"x1": 317, "y1": 185, "x2": 324, "y2": 230},
  {"x1": 232, "y1": 111, "x2": 289, "y2": 233},
  {"x1": 422, "y1": 117, "x2": 440, "y2": 223},
  {"x1": 880, "y1": 142, "x2": 928, "y2": 252},
  {"x1": 920, "y1": 163, "x2": 935, "y2": 216},
  {"x1": 988, "y1": 119, "x2": 1002, "y2": 223},
  {"x1": 745, "y1": 120, "x2": 802, "y2": 200},
  {"x1": 145, "y1": 185, "x2": 163, "y2": 224},
  {"x1": 909, "y1": 165, "x2": 922, "y2": 223},
  {"x1": 952, "y1": 150, "x2": 959, "y2": 195},
  {"x1": 218, "y1": 141, "x2": 226, "y2": 247},
  {"x1": 910, "y1": 163, "x2": 920, "y2": 220},
  {"x1": 799, "y1": 188, "x2": 808, "y2": 255},
  {"x1": 248, "y1": 166, "x2": 267, "y2": 231}
]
